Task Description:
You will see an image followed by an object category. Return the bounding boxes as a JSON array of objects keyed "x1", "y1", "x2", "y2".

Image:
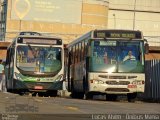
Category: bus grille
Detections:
[
  {"x1": 106, "y1": 81, "x2": 130, "y2": 85},
  {"x1": 98, "y1": 75, "x2": 137, "y2": 79},
  {"x1": 109, "y1": 76, "x2": 126, "y2": 79},
  {"x1": 105, "y1": 88, "x2": 129, "y2": 92}
]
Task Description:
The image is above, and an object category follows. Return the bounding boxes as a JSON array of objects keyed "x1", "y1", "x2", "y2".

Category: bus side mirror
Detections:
[{"x1": 145, "y1": 43, "x2": 149, "y2": 54}]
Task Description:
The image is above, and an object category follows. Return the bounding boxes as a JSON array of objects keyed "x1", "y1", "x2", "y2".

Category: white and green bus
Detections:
[
  {"x1": 4, "y1": 33, "x2": 64, "y2": 96},
  {"x1": 66, "y1": 29, "x2": 148, "y2": 102}
]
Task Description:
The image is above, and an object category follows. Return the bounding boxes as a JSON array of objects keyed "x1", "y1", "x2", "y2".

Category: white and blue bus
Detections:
[
  {"x1": 4, "y1": 33, "x2": 64, "y2": 96},
  {"x1": 66, "y1": 29, "x2": 148, "y2": 102}
]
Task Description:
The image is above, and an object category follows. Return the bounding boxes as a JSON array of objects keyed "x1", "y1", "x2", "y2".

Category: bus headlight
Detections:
[
  {"x1": 90, "y1": 80, "x2": 104, "y2": 84},
  {"x1": 132, "y1": 81, "x2": 145, "y2": 85}
]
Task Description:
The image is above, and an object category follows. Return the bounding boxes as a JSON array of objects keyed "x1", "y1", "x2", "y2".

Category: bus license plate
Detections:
[
  {"x1": 128, "y1": 84, "x2": 137, "y2": 88},
  {"x1": 34, "y1": 86, "x2": 43, "y2": 89}
]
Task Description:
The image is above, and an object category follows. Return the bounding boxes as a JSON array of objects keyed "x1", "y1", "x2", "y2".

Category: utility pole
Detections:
[
  {"x1": 113, "y1": 14, "x2": 116, "y2": 29},
  {"x1": 19, "y1": 19, "x2": 21, "y2": 32},
  {"x1": 133, "y1": 0, "x2": 136, "y2": 30}
]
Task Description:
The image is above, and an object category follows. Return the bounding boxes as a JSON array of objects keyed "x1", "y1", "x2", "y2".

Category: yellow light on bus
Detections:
[{"x1": 106, "y1": 66, "x2": 116, "y2": 73}]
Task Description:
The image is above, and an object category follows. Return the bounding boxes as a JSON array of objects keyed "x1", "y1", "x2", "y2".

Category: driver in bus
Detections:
[
  {"x1": 123, "y1": 51, "x2": 136, "y2": 62},
  {"x1": 47, "y1": 51, "x2": 56, "y2": 60}
]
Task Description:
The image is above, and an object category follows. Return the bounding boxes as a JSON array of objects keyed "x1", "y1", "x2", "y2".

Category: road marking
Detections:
[
  {"x1": 64, "y1": 106, "x2": 87, "y2": 113},
  {"x1": 65, "y1": 106, "x2": 79, "y2": 111},
  {"x1": 34, "y1": 98, "x2": 43, "y2": 102}
]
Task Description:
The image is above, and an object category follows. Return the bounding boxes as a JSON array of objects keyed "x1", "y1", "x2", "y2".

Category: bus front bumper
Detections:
[
  {"x1": 89, "y1": 83, "x2": 144, "y2": 94},
  {"x1": 14, "y1": 80, "x2": 63, "y2": 92}
]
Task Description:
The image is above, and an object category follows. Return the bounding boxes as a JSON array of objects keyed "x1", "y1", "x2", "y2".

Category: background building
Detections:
[
  {"x1": 108, "y1": 0, "x2": 160, "y2": 47},
  {"x1": 0, "y1": 0, "x2": 108, "y2": 43}
]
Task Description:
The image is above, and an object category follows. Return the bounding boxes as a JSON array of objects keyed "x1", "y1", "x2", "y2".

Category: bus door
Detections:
[{"x1": 5, "y1": 47, "x2": 15, "y2": 89}]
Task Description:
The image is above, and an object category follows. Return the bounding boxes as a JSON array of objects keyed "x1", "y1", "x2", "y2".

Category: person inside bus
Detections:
[
  {"x1": 123, "y1": 51, "x2": 136, "y2": 62},
  {"x1": 47, "y1": 51, "x2": 56, "y2": 60}
]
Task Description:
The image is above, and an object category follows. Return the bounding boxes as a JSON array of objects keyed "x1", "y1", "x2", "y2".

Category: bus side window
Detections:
[
  {"x1": 70, "y1": 48, "x2": 72, "y2": 64},
  {"x1": 76, "y1": 44, "x2": 79, "y2": 63},
  {"x1": 73, "y1": 46, "x2": 75, "y2": 64},
  {"x1": 81, "y1": 41, "x2": 84, "y2": 61},
  {"x1": 75, "y1": 44, "x2": 77, "y2": 63},
  {"x1": 79, "y1": 42, "x2": 82, "y2": 62},
  {"x1": 84, "y1": 39, "x2": 88, "y2": 56}
]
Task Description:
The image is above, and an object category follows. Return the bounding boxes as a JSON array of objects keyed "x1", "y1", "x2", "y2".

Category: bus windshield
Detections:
[
  {"x1": 16, "y1": 45, "x2": 62, "y2": 76},
  {"x1": 90, "y1": 40, "x2": 144, "y2": 73}
]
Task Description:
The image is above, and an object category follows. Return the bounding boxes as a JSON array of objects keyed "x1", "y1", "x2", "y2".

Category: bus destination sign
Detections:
[
  {"x1": 94, "y1": 30, "x2": 142, "y2": 39},
  {"x1": 17, "y1": 37, "x2": 62, "y2": 45}
]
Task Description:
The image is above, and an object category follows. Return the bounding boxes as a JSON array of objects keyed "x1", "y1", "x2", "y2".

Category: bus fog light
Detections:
[{"x1": 132, "y1": 81, "x2": 144, "y2": 85}]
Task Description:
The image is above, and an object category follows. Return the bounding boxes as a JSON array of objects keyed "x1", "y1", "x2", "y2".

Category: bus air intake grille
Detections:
[
  {"x1": 105, "y1": 88, "x2": 129, "y2": 92},
  {"x1": 128, "y1": 76, "x2": 137, "y2": 79},
  {"x1": 98, "y1": 75, "x2": 108, "y2": 79},
  {"x1": 109, "y1": 76, "x2": 126, "y2": 79},
  {"x1": 106, "y1": 81, "x2": 130, "y2": 85}
]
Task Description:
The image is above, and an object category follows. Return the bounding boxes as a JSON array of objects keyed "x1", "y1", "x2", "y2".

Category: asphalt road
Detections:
[{"x1": 0, "y1": 92, "x2": 160, "y2": 120}]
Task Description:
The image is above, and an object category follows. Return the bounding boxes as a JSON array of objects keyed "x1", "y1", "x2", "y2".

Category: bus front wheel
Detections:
[
  {"x1": 84, "y1": 92, "x2": 93, "y2": 100},
  {"x1": 0, "y1": 75, "x2": 7, "y2": 92}
]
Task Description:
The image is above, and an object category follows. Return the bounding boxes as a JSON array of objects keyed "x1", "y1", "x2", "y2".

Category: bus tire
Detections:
[
  {"x1": 77, "y1": 92, "x2": 84, "y2": 99},
  {"x1": 70, "y1": 78, "x2": 77, "y2": 98},
  {"x1": 1, "y1": 75, "x2": 7, "y2": 92},
  {"x1": 127, "y1": 93, "x2": 137, "y2": 102},
  {"x1": 70, "y1": 91, "x2": 77, "y2": 98},
  {"x1": 85, "y1": 92, "x2": 93, "y2": 100},
  {"x1": 1, "y1": 75, "x2": 9, "y2": 92},
  {"x1": 83, "y1": 77, "x2": 86, "y2": 92}
]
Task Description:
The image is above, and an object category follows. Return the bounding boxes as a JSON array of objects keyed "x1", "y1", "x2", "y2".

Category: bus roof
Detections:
[
  {"x1": 18, "y1": 31, "x2": 42, "y2": 36},
  {"x1": 15, "y1": 35, "x2": 63, "y2": 45},
  {"x1": 16, "y1": 35, "x2": 62, "y2": 39}
]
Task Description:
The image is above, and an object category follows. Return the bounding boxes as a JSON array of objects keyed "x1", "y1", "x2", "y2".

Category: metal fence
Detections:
[{"x1": 140, "y1": 60, "x2": 160, "y2": 102}]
